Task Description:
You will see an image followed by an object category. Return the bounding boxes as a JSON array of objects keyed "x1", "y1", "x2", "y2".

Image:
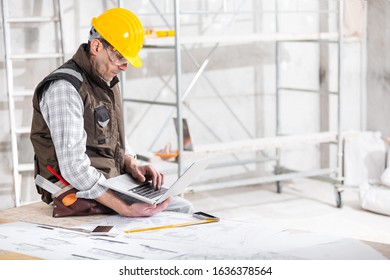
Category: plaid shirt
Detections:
[{"x1": 40, "y1": 79, "x2": 135, "y2": 199}]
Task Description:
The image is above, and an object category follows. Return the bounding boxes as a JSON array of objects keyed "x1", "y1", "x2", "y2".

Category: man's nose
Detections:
[{"x1": 118, "y1": 62, "x2": 129, "y2": 71}]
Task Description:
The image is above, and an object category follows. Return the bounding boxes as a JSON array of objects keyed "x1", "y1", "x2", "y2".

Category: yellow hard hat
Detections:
[{"x1": 91, "y1": 8, "x2": 144, "y2": 68}]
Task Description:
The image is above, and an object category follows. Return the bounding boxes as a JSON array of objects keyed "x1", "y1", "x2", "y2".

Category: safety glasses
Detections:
[{"x1": 104, "y1": 45, "x2": 128, "y2": 66}]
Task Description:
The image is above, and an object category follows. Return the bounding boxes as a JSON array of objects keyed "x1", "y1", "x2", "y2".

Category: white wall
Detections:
[{"x1": 367, "y1": 0, "x2": 390, "y2": 137}]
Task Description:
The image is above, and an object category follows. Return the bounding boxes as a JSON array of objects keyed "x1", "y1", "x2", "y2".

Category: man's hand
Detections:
[
  {"x1": 124, "y1": 155, "x2": 164, "y2": 189},
  {"x1": 127, "y1": 196, "x2": 173, "y2": 217},
  {"x1": 96, "y1": 190, "x2": 173, "y2": 217}
]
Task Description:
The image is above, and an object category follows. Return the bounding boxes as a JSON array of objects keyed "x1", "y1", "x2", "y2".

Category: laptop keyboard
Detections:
[{"x1": 129, "y1": 182, "x2": 168, "y2": 199}]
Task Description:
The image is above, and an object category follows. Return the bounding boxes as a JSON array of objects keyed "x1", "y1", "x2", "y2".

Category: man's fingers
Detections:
[
  {"x1": 158, "y1": 172, "x2": 164, "y2": 187},
  {"x1": 153, "y1": 196, "x2": 173, "y2": 213},
  {"x1": 131, "y1": 168, "x2": 145, "y2": 182},
  {"x1": 129, "y1": 196, "x2": 173, "y2": 217},
  {"x1": 132, "y1": 165, "x2": 164, "y2": 189},
  {"x1": 144, "y1": 166, "x2": 163, "y2": 189},
  {"x1": 152, "y1": 172, "x2": 164, "y2": 189}
]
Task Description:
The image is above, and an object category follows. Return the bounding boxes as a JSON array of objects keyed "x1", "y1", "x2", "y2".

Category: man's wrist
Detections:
[{"x1": 124, "y1": 154, "x2": 137, "y2": 173}]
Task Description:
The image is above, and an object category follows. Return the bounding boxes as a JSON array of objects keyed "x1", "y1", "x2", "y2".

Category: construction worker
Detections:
[{"x1": 30, "y1": 8, "x2": 194, "y2": 217}]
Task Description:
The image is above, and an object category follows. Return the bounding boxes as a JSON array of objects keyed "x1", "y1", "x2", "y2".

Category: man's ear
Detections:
[{"x1": 89, "y1": 39, "x2": 100, "y2": 56}]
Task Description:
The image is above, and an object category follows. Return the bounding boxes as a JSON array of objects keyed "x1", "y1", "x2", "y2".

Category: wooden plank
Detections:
[
  {"x1": 0, "y1": 249, "x2": 42, "y2": 260},
  {"x1": 0, "y1": 218, "x2": 14, "y2": 224},
  {"x1": 191, "y1": 132, "x2": 338, "y2": 156},
  {"x1": 0, "y1": 218, "x2": 41, "y2": 259},
  {"x1": 144, "y1": 32, "x2": 340, "y2": 47}
]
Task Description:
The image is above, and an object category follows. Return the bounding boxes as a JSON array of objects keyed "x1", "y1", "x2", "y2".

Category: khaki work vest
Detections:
[{"x1": 30, "y1": 44, "x2": 126, "y2": 204}]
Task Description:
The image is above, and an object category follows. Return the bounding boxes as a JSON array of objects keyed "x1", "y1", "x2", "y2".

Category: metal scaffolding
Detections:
[
  {"x1": 124, "y1": 0, "x2": 347, "y2": 207},
  {"x1": 0, "y1": 0, "x2": 352, "y2": 207},
  {"x1": 1, "y1": 0, "x2": 64, "y2": 206}
]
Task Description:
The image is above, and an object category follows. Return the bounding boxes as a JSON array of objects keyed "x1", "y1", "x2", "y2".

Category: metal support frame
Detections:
[
  {"x1": 123, "y1": 0, "x2": 346, "y2": 207},
  {"x1": 1, "y1": 0, "x2": 64, "y2": 206},
  {"x1": 173, "y1": 0, "x2": 184, "y2": 175},
  {"x1": 128, "y1": 0, "x2": 272, "y2": 168},
  {"x1": 335, "y1": 0, "x2": 345, "y2": 207},
  {"x1": 274, "y1": 0, "x2": 344, "y2": 206}
]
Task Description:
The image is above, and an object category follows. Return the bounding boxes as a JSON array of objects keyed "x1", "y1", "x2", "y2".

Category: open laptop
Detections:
[{"x1": 99, "y1": 157, "x2": 210, "y2": 205}]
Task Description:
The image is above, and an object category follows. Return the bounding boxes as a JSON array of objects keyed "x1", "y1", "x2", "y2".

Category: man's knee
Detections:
[{"x1": 166, "y1": 196, "x2": 194, "y2": 214}]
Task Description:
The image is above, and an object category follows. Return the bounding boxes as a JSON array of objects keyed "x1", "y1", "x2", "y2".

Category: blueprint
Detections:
[{"x1": 0, "y1": 211, "x2": 387, "y2": 260}]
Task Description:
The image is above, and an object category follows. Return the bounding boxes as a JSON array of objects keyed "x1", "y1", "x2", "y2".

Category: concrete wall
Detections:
[
  {"x1": 0, "y1": 0, "x2": 366, "y2": 209},
  {"x1": 367, "y1": 0, "x2": 390, "y2": 137}
]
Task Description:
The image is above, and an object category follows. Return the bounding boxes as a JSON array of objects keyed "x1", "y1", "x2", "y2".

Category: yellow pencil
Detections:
[{"x1": 124, "y1": 218, "x2": 218, "y2": 234}]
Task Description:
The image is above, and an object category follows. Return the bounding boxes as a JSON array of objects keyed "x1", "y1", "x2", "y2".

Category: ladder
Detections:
[{"x1": 1, "y1": 0, "x2": 64, "y2": 206}]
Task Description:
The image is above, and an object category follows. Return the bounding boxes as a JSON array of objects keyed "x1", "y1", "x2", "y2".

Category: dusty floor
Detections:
[{"x1": 185, "y1": 178, "x2": 390, "y2": 245}]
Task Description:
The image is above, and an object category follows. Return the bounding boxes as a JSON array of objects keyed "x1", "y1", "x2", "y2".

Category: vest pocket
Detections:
[{"x1": 94, "y1": 105, "x2": 112, "y2": 144}]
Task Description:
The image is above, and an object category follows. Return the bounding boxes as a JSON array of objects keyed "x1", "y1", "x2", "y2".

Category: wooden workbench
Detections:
[{"x1": 1, "y1": 202, "x2": 389, "y2": 260}]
